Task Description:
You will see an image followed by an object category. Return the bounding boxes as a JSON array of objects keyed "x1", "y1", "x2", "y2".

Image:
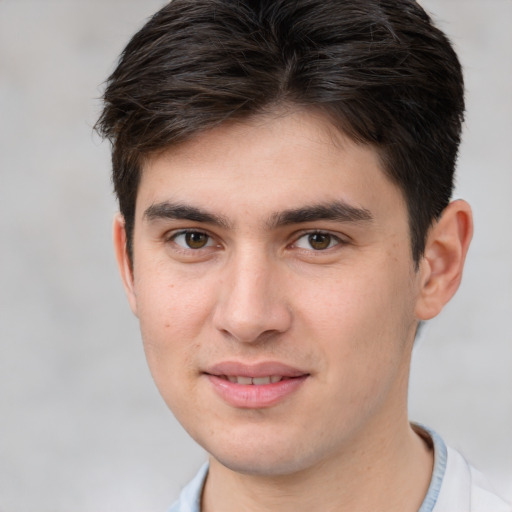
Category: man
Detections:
[{"x1": 96, "y1": 0, "x2": 511, "y2": 510}]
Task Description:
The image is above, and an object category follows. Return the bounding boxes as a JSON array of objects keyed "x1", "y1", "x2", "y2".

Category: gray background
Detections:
[{"x1": 0, "y1": 1, "x2": 510, "y2": 510}]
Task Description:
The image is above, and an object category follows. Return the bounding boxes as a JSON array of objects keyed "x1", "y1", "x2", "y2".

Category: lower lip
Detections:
[{"x1": 206, "y1": 375, "x2": 308, "y2": 409}]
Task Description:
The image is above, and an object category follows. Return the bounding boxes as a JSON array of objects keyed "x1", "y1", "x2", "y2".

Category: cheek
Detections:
[
  {"x1": 133, "y1": 268, "x2": 214, "y2": 381},
  {"x1": 300, "y1": 276, "x2": 415, "y2": 434},
  {"x1": 301, "y1": 264, "x2": 413, "y2": 331},
  {"x1": 136, "y1": 286, "x2": 207, "y2": 420},
  {"x1": 136, "y1": 262, "x2": 213, "y2": 330},
  {"x1": 298, "y1": 262, "x2": 417, "y2": 380}
]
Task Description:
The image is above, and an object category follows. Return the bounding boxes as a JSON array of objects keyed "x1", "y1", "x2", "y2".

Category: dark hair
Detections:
[{"x1": 96, "y1": 0, "x2": 464, "y2": 265}]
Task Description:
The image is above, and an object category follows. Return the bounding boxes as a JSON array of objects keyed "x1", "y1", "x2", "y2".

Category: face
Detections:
[{"x1": 117, "y1": 111, "x2": 427, "y2": 476}]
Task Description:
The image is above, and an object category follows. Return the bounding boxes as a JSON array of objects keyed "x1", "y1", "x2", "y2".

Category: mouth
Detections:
[
  {"x1": 215, "y1": 375, "x2": 292, "y2": 385},
  {"x1": 204, "y1": 361, "x2": 309, "y2": 408}
]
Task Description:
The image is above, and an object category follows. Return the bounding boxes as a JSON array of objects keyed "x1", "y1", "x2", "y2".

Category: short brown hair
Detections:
[{"x1": 96, "y1": 0, "x2": 464, "y2": 265}]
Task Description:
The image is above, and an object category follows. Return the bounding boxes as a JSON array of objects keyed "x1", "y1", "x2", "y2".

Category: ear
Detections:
[
  {"x1": 415, "y1": 200, "x2": 473, "y2": 320},
  {"x1": 113, "y1": 213, "x2": 138, "y2": 317}
]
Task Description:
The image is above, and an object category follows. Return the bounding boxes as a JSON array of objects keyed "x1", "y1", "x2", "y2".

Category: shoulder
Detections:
[
  {"x1": 435, "y1": 444, "x2": 511, "y2": 512},
  {"x1": 168, "y1": 462, "x2": 209, "y2": 512},
  {"x1": 467, "y1": 460, "x2": 511, "y2": 512}
]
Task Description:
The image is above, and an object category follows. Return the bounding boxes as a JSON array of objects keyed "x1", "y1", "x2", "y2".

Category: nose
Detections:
[{"x1": 212, "y1": 249, "x2": 292, "y2": 343}]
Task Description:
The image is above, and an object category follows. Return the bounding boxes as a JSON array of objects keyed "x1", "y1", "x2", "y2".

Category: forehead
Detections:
[{"x1": 137, "y1": 110, "x2": 405, "y2": 225}]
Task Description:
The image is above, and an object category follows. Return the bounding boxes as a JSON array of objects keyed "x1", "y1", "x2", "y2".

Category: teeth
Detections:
[
  {"x1": 224, "y1": 375, "x2": 284, "y2": 385},
  {"x1": 252, "y1": 376, "x2": 271, "y2": 385}
]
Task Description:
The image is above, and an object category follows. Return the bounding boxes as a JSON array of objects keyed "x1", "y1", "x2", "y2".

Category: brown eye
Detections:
[
  {"x1": 172, "y1": 231, "x2": 214, "y2": 249},
  {"x1": 308, "y1": 233, "x2": 332, "y2": 250},
  {"x1": 294, "y1": 232, "x2": 341, "y2": 251},
  {"x1": 185, "y1": 232, "x2": 209, "y2": 249}
]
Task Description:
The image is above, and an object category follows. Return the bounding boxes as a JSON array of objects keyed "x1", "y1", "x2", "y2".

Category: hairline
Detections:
[{"x1": 124, "y1": 106, "x2": 422, "y2": 268}]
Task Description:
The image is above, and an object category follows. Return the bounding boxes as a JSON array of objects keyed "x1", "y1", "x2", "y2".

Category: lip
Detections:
[
  {"x1": 206, "y1": 361, "x2": 308, "y2": 379},
  {"x1": 204, "y1": 361, "x2": 309, "y2": 409}
]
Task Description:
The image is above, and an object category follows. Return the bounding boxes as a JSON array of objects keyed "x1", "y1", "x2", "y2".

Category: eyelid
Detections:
[
  {"x1": 167, "y1": 228, "x2": 219, "y2": 250},
  {"x1": 290, "y1": 229, "x2": 347, "y2": 251}
]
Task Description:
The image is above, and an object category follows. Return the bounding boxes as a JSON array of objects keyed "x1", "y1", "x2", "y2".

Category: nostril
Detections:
[{"x1": 212, "y1": 272, "x2": 293, "y2": 343}]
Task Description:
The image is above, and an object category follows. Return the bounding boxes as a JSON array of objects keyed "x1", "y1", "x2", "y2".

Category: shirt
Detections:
[{"x1": 169, "y1": 428, "x2": 511, "y2": 512}]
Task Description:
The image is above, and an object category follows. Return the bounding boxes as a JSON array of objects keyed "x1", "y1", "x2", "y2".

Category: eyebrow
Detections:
[
  {"x1": 143, "y1": 199, "x2": 373, "y2": 229},
  {"x1": 143, "y1": 202, "x2": 232, "y2": 229},
  {"x1": 268, "y1": 201, "x2": 373, "y2": 227}
]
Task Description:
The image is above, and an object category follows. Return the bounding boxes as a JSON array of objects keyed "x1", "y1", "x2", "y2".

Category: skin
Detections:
[{"x1": 114, "y1": 110, "x2": 473, "y2": 512}]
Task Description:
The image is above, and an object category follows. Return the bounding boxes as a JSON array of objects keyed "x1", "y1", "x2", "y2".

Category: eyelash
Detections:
[
  {"x1": 167, "y1": 230, "x2": 218, "y2": 251},
  {"x1": 166, "y1": 229, "x2": 345, "y2": 253},
  {"x1": 291, "y1": 230, "x2": 344, "y2": 252}
]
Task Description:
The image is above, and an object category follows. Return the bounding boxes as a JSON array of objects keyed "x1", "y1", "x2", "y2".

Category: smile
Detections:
[
  {"x1": 204, "y1": 362, "x2": 309, "y2": 408},
  {"x1": 221, "y1": 375, "x2": 286, "y2": 385}
]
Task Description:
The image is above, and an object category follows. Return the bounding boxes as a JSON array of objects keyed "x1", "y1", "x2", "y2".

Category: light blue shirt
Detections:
[{"x1": 169, "y1": 427, "x2": 511, "y2": 512}]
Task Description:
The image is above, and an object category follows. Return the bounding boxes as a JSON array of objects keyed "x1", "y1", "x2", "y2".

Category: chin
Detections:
[
  {"x1": 213, "y1": 451, "x2": 310, "y2": 477},
  {"x1": 202, "y1": 431, "x2": 329, "y2": 477}
]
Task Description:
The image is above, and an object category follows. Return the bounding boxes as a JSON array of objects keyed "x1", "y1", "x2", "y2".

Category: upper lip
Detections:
[{"x1": 204, "y1": 361, "x2": 309, "y2": 378}]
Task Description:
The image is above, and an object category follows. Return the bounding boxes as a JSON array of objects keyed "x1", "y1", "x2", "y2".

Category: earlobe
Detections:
[
  {"x1": 415, "y1": 200, "x2": 473, "y2": 320},
  {"x1": 113, "y1": 214, "x2": 138, "y2": 317}
]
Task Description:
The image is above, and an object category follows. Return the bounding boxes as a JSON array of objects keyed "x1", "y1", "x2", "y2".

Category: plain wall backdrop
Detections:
[{"x1": 0, "y1": 1, "x2": 510, "y2": 510}]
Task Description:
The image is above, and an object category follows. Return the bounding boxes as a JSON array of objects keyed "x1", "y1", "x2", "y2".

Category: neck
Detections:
[{"x1": 202, "y1": 419, "x2": 433, "y2": 512}]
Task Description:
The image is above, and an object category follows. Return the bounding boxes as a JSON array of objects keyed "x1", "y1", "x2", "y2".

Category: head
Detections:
[
  {"x1": 97, "y1": 0, "x2": 472, "y2": 478},
  {"x1": 96, "y1": 0, "x2": 465, "y2": 267}
]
